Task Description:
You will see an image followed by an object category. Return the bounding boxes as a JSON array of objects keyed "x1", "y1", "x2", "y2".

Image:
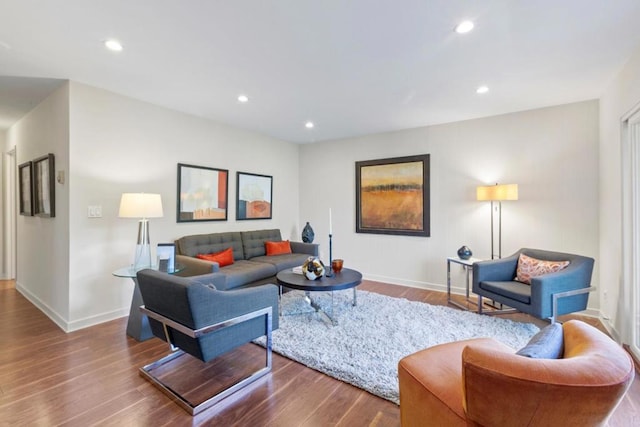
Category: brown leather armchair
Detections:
[{"x1": 398, "y1": 320, "x2": 635, "y2": 427}]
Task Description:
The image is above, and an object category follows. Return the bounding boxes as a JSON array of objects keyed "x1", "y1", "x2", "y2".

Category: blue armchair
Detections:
[
  {"x1": 136, "y1": 269, "x2": 278, "y2": 415},
  {"x1": 472, "y1": 248, "x2": 595, "y2": 322}
]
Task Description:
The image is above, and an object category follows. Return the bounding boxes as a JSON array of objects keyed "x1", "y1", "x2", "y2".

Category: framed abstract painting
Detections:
[
  {"x1": 177, "y1": 163, "x2": 229, "y2": 222},
  {"x1": 355, "y1": 154, "x2": 430, "y2": 237},
  {"x1": 236, "y1": 172, "x2": 273, "y2": 220}
]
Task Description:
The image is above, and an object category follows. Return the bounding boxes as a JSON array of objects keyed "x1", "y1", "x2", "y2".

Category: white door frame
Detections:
[
  {"x1": 3, "y1": 148, "x2": 16, "y2": 280},
  {"x1": 621, "y1": 104, "x2": 640, "y2": 360}
]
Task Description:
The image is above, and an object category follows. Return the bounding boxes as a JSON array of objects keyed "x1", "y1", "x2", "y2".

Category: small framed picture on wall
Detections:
[
  {"x1": 33, "y1": 153, "x2": 55, "y2": 218},
  {"x1": 18, "y1": 161, "x2": 33, "y2": 216}
]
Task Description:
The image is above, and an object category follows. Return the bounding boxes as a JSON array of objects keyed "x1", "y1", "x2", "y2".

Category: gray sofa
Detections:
[{"x1": 175, "y1": 228, "x2": 319, "y2": 290}]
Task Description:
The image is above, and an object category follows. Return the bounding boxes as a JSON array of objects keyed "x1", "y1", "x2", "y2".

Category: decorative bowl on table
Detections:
[{"x1": 302, "y1": 256, "x2": 325, "y2": 280}]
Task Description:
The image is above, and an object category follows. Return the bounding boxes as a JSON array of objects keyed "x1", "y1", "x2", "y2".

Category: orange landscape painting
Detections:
[
  {"x1": 356, "y1": 154, "x2": 430, "y2": 236},
  {"x1": 360, "y1": 161, "x2": 424, "y2": 231}
]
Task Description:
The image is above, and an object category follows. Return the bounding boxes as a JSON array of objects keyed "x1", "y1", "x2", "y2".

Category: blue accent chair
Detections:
[
  {"x1": 472, "y1": 248, "x2": 595, "y2": 322},
  {"x1": 136, "y1": 269, "x2": 278, "y2": 415}
]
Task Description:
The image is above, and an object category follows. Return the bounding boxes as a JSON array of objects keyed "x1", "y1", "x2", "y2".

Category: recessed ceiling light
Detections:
[
  {"x1": 305, "y1": 121, "x2": 314, "y2": 129},
  {"x1": 237, "y1": 94, "x2": 249, "y2": 103},
  {"x1": 104, "y1": 39, "x2": 123, "y2": 52},
  {"x1": 476, "y1": 85, "x2": 489, "y2": 94},
  {"x1": 455, "y1": 20, "x2": 474, "y2": 34}
]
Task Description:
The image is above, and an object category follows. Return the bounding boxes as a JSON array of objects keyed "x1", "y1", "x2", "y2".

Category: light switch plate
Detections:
[{"x1": 87, "y1": 205, "x2": 102, "y2": 218}]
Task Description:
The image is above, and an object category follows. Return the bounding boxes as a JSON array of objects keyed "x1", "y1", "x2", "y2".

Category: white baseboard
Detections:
[
  {"x1": 15, "y1": 282, "x2": 69, "y2": 332},
  {"x1": 599, "y1": 315, "x2": 621, "y2": 342},
  {"x1": 363, "y1": 273, "x2": 446, "y2": 293},
  {"x1": 362, "y1": 273, "x2": 601, "y2": 319},
  {"x1": 15, "y1": 281, "x2": 128, "y2": 333},
  {"x1": 66, "y1": 309, "x2": 128, "y2": 332}
]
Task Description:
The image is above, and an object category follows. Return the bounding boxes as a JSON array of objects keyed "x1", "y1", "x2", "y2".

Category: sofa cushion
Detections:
[
  {"x1": 196, "y1": 247, "x2": 234, "y2": 267},
  {"x1": 176, "y1": 231, "x2": 245, "y2": 261},
  {"x1": 265, "y1": 240, "x2": 292, "y2": 256},
  {"x1": 241, "y1": 229, "x2": 282, "y2": 259},
  {"x1": 516, "y1": 253, "x2": 570, "y2": 285},
  {"x1": 219, "y1": 260, "x2": 277, "y2": 289},
  {"x1": 516, "y1": 323, "x2": 564, "y2": 359},
  {"x1": 479, "y1": 280, "x2": 531, "y2": 304},
  {"x1": 250, "y1": 253, "x2": 311, "y2": 272}
]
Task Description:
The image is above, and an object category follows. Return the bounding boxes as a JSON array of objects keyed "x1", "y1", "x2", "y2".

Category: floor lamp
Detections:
[
  {"x1": 119, "y1": 193, "x2": 164, "y2": 270},
  {"x1": 476, "y1": 183, "x2": 518, "y2": 259}
]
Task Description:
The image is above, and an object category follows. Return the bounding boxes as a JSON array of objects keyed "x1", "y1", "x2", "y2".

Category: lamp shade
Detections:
[
  {"x1": 476, "y1": 184, "x2": 518, "y2": 201},
  {"x1": 119, "y1": 193, "x2": 164, "y2": 218}
]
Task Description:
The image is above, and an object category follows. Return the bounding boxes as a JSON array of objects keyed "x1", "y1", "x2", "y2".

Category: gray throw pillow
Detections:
[{"x1": 516, "y1": 323, "x2": 564, "y2": 359}]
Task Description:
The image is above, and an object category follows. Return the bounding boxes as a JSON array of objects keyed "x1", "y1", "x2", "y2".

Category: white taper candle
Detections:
[{"x1": 329, "y1": 208, "x2": 333, "y2": 234}]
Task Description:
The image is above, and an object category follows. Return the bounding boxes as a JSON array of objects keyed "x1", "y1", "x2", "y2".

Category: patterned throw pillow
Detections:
[
  {"x1": 196, "y1": 247, "x2": 234, "y2": 267},
  {"x1": 516, "y1": 253, "x2": 570, "y2": 285}
]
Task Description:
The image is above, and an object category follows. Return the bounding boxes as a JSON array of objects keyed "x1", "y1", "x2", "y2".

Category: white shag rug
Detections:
[{"x1": 255, "y1": 289, "x2": 539, "y2": 404}]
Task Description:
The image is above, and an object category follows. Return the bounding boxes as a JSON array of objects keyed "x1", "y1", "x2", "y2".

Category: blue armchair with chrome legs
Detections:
[
  {"x1": 472, "y1": 248, "x2": 595, "y2": 322},
  {"x1": 136, "y1": 269, "x2": 278, "y2": 415}
]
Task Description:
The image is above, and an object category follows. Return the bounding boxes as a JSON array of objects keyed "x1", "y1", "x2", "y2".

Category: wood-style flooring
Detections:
[{"x1": 1, "y1": 279, "x2": 638, "y2": 426}]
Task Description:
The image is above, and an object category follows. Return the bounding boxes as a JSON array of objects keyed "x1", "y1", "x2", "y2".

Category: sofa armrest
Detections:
[
  {"x1": 530, "y1": 257, "x2": 594, "y2": 316},
  {"x1": 175, "y1": 254, "x2": 220, "y2": 277},
  {"x1": 290, "y1": 241, "x2": 319, "y2": 256}
]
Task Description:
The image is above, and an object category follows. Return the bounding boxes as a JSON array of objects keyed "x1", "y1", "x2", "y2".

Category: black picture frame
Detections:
[
  {"x1": 355, "y1": 154, "x2": 430, "y2": 237},
  {"x1": 236, "y1": 172, "x2": 273, "y2": 220},
  {"x1": 18, "y1": 161, "x2": 33, "y2": 216},
  {"x1": 177, "y1": 163, "x2": 229, "y2": 222},
  {"x1": 156, "y1": 243, "x2": 176, "y2": 272},
  {"x1": 33, "y1": 154, "x2": 55, "y2": 218}
]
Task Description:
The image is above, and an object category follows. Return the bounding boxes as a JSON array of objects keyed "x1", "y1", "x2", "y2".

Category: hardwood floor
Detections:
[{"x1": 1, "y1": 279, "x2": 638, "y2": 426}]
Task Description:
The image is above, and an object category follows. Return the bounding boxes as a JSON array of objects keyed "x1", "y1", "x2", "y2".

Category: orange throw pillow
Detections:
[
  {"x1": 265, "y1": 240, "x2": 292, "y2": 256},
  {"x1": 196, "y1": 247, "x2": 234, "y2": 267},
  {"x1": 516, "y1": 253, "x2": 569, "y2": 285}
]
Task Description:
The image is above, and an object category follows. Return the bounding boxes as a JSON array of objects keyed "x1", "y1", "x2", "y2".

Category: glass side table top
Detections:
[{"x1": 112, "y1": 263, "x2": 185, "y2": 278}]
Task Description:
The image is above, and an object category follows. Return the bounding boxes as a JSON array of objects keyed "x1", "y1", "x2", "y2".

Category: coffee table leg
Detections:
[
  {"x1": 278, "y1": 285, "x2": 283, "y2": 316},
  {"x1": 304, "y1": 291, "x2": 337, "y2": 326},
  {"x1": 353, "y1": 288, "x2": 357, "y2": 306}
]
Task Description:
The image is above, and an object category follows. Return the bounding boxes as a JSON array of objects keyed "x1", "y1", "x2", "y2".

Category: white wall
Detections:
[
  {"x1": 66, "y1": 82, "x2": 301, "y2": 329},
  {"x1": 6, "y1": 81, "x2": 603, "y2": 331},
  {"x1": 6, "y1": 83, "x2": 71, "y2": 326},
  {"x1": 299, "y1": 101, "x2": 601, "y2": 312},
  {"x1": 599, "y1": 43, "x2": 640, "y2": 341}
]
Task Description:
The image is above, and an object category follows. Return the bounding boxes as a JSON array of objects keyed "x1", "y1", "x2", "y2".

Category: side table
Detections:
[
  {"x1": 446, "y1": 257, "x2": 482, "y2": 311},
  {"x1": 113, "y1": 264, "x2": 185, "y2": 341}
]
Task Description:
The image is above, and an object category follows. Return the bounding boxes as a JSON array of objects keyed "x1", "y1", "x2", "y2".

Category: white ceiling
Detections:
[{"x1": 1, "y1": 0, "x2": 640, "y2": 143}]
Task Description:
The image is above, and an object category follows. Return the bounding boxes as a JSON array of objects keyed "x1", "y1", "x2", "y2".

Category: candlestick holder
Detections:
[{"x1": 326, "y1": 233, "x2": 334, "y2": 277}]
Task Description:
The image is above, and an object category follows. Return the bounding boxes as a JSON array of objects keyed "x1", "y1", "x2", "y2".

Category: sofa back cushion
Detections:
[
  {"x1": 176, "y1": 231, "x2": 244, "y2": 260},
  {"x1": 241, "y1": 229, "x2": 282, "y2": 259}
]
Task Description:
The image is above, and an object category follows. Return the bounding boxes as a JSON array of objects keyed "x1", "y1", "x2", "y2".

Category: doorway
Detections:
[
  {"x1": 2, "y1": 148, "x2": 16, "y2": 280},
  {"x1": 622, "y1": 107, "x2": 640, "y2": 360}
]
